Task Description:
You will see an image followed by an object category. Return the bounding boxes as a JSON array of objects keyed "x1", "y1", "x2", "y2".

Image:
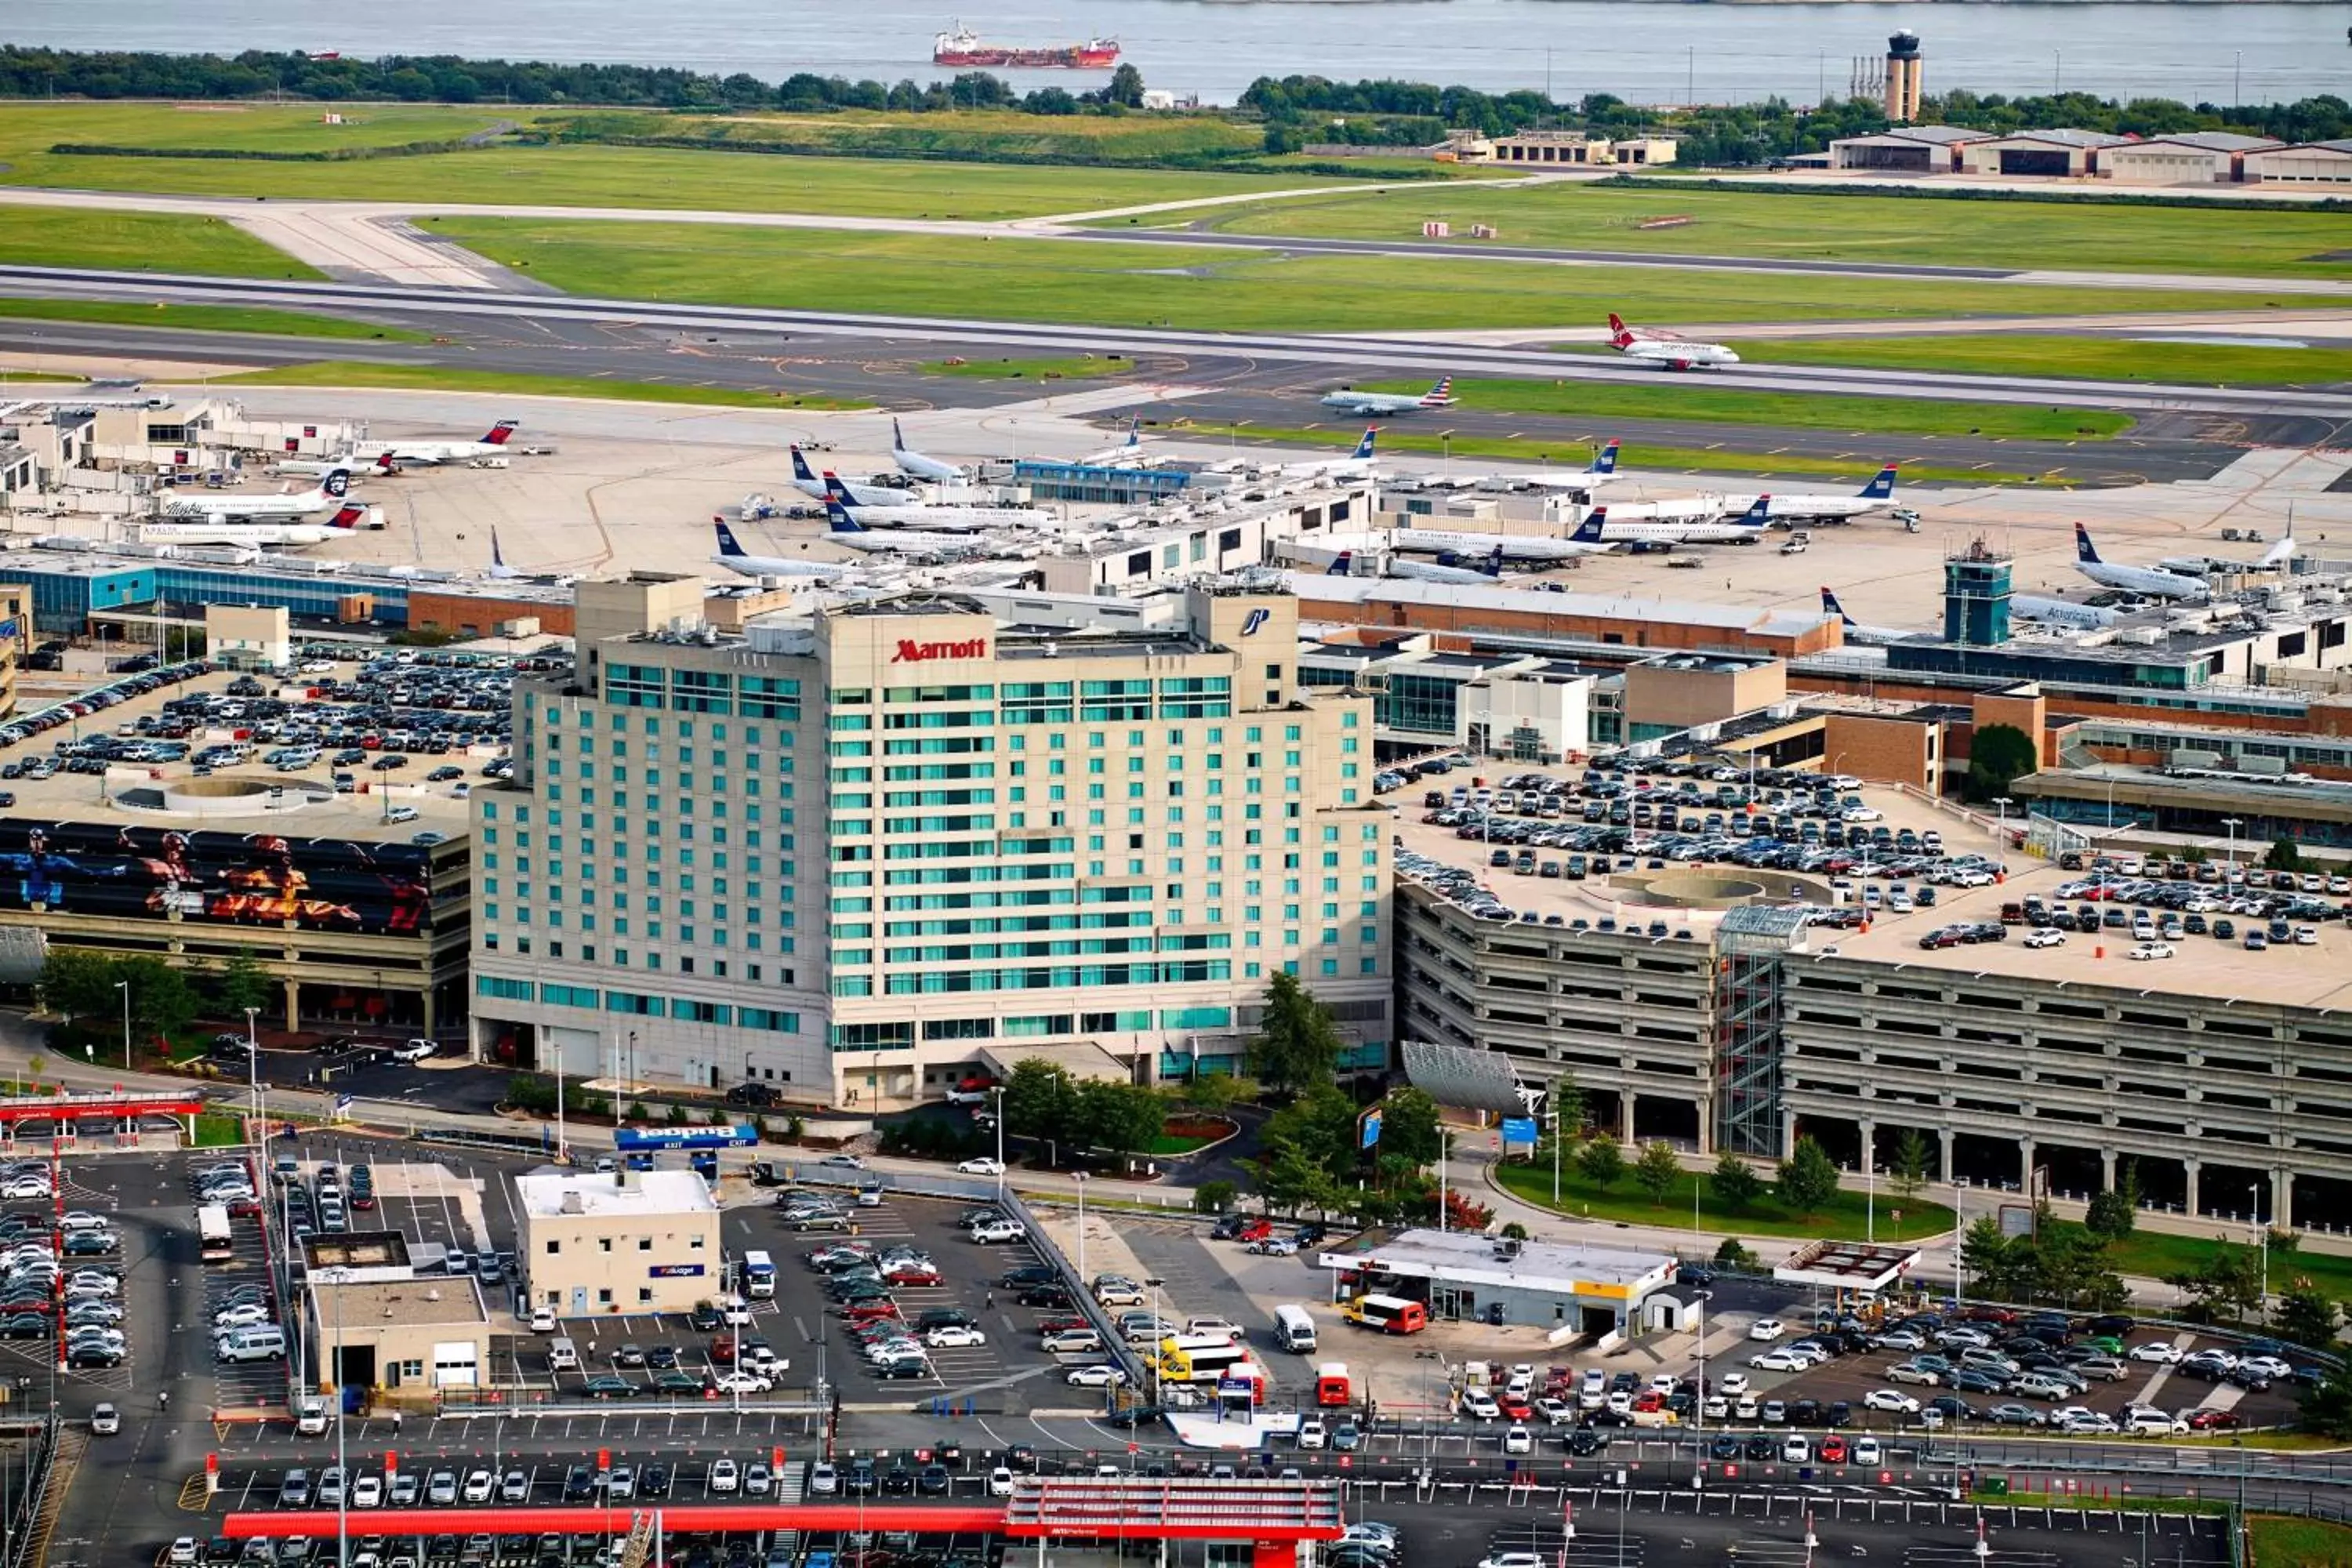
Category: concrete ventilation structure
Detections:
[{"x1": 1883, "y1": 31, "x2": 1923, "y2": 124}]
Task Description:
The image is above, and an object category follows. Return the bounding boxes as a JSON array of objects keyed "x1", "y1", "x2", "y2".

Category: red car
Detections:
[
  {"x1": 1819, "y1": 1435, "x2": 1849, "y2": 1465},
  {"x1": 2186, "y1": 1409, "x2": 2242, "y2": 1431},
  {"x1": 1229, "y1": 1218, "x2": 1273, "y2": 1245},
  {"x1": 841, "y1": 1301, "x2": 901, "y2": 1323},
  {"x1": 1034, "y1": 1314, "x2": 1090, "y2": 1335},
  {"x1": 884, "y1": 1265, "x2": 943, "y2": 1287},
  {"x1": 710, "y1": 1334, "x2": 736, "y2": 1365},
  {"x1": 1500, "y1": 1395, "x2": 1535, "y2": 1421}
]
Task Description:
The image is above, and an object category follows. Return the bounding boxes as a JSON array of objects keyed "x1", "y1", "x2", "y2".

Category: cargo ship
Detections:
[{"x1": 932, "y1": 24, "x2": 1120, "y2": 69}]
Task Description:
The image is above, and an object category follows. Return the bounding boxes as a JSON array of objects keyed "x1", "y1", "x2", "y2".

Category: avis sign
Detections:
[{"x1": 892, "y1": 637, "x2": 988, "y2": 663}]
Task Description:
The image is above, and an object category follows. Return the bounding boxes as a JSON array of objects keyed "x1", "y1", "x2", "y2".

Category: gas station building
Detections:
[{"x1": 1316, "y1": 1226, "x2": 1676, "y2": 1340}]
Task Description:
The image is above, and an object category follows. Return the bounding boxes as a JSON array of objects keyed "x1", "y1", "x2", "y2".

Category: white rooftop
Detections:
[
  {"x1": 1283, "y1": 572, "x2": 1832, "y2": 634},
  {"x1": 1316, "y1": 1225, "x2": 1675, "y2": 1292},
  {"x1": 515, "y1": 1168, "x2": 716, "y2": 1220}
]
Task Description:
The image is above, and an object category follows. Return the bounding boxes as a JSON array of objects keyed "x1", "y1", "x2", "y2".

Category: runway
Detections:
[{"x1": 6, "y1": 263, "x2": 2351, "y2": 427}]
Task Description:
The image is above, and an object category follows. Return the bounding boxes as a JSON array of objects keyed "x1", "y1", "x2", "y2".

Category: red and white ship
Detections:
[{"x1": 932, "y1": 23, "x2": 1120, "y2": 69}]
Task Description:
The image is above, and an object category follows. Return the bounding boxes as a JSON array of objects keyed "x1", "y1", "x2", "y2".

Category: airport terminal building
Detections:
[{"x1": 466, "y1": 576, "x2": 1393, "y2": 1107}]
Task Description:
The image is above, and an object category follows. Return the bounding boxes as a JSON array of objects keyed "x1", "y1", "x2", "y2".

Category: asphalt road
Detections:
[{"x1": 7, "y1": 264, "x2": 2350, "y2": 422}]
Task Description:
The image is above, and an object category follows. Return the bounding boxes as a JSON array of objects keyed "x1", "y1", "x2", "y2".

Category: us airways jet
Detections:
[
  {"x1": 1721, "y1": 467, "x2": 1901, "y2": 524},
  {"x1": 822, "y1": 473, "x2": 1036, "y2": 532},
  {"x1": 2073, "y1": 524, "x2": 2209, "y2": 602}
]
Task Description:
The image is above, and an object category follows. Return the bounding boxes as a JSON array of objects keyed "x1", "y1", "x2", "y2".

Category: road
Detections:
[{"x1": 6, "y1": 264, "x2": 2350, "y2": 426}]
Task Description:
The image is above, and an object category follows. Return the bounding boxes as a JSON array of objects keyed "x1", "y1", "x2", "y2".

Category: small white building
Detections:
[
  {"x1": 517, "y1": 1167, "x2": 724, "y2": 1319},
  {"x1": 1957, "y1": 129, "x2": 2132, "y2": 179},
  {"x1": 2102, "y1": 132, "x2": 2280, "y2": 186},
  {"x1": 2245, "y1": 139, "x2": 2352, "y2": 185},
  {"x1": 205, "y1": 603, "x2": 292, "y2": 672}
]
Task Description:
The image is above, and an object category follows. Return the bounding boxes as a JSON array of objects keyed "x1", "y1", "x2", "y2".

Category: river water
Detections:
[{"x1": 7, "y1": 0, "x2": 2348, "y2": 107}]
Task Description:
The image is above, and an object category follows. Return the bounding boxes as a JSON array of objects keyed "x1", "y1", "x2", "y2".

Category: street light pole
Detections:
[
  {"x1": 1073, "y1": 1173, "x2": 1088, "y2": 1287},
  {"x1": 114, "y1": 982, "x2": 130, "y2": 1072},
  {"x1": 245, "y1": 1007, "x2": 262, "y2": 1152},
  {"x1": 2223, "y1": 818, "x2": 2242, "y2": 875},
  {"x1": 991, "y1": 1087, "x2": 1006, "y2": 1200}
]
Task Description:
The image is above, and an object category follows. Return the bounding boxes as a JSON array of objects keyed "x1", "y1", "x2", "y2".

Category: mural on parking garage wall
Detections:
[{"x1": 0, "y1": 822, "x2": 437, "y2": 935}]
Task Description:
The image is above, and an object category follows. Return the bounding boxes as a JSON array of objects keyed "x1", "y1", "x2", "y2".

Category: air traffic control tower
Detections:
[{"x1": 1944, "y1": 536, "x2": 2013, "y2": 645}]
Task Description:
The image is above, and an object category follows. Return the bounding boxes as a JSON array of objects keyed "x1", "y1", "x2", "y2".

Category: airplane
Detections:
[
  {"x1": 2072, "y1": 523, "x2": 2209, "y2": 601},
  {"x1": 1324, "y1": 546, "x2": 1505, "y2": 587},
  {"x1": 1575, "y1": 495, "x2": 1771, "y2": 546},
  {"x1": 2012, "y1": 594, "x2": 2123, "y2": 631},
  {"x1": 821, "y1": 473, "x2": 1036, "y2": 532},
  {"x1": 891, "y1": 419, "x2": 967, "y2": 484},
  {"x1": 160, "y1": 469, "x2": 353, "y2": 521},
  {"x1": 1319, "y1": 377, "x2": 1457, "y2": 417},
  {"x1": 487, "y1": 528, "x2": 519, "y2": 581},
  {"x1": 1820, "y1": 587, "x2": 1921, "y2": 647},
  {"x1": 789, "y1": 445, "x2": 903, "y2": 506},
  {"x1": 138, "y1": 501, "x2": 365, "y2": 547},
  {"x1": 1722, "y1": 467, "x2": 1902, "y2": 524},
  {"x1": 2158, "y1": 534, "x2": 2296, "y2": 577},
  {"x1": 709, "y1": 520, "x2": 852, "y2": 579},
  {"x1": 825, "y1": 501, "x2": 989, "y2": 560},
  {"x1": 379, "y1": 420, "x2": 519, "y2": 466},
  {"x1": 1073, "y1": 416, "x2": 1167, "y2": 468},
  {"x1": 1606, "y1": 314, "x2": 1740, "y2": 372},
  {"x1": 1519, "y1": 441, "x2": 1623, "y2": 492},
  {"x1": 1320, "y1": 526, "x2": 1604, "y2": 564},
  {"x1": 269, "y1": 451, "x2": 396, "y2": 480},
  {"x1": 1283, "y1": 427, "x2": 1380, "y2": 481}
]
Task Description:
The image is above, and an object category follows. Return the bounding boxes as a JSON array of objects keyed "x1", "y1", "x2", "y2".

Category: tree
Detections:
[
  {"x1": 1888, "y1": 1129, "x2": 1929, "y2": 1210},
  {"x1": 38, "y1": 948, "x2": 118, "y2": 1026},
  {"x1": 2299, "y1": 1360, "x2": 2352, "y2": 1440},
  {"x1": 1251, "y1": 972, "x2": 1341, "y2": 1096},
  {"x1": 1634, "y1": 1141, "x2": 1682, "y2": 1207},
  {"x1": 1105, "y1": 63, "x2": 1146, "y2": 109},
  {"x1": 1550, "y1": 1072, "x2": 1587, "y2": 1145},
  {"x1": 216, "y1": 949, "x2": 273, "y2": 1018},
  {"x1": 1179, "y1": 1073, "x2": 1253, "y2": 1116},
  {"x1": 2169, "y1": 1243, "x2": 2265, "y2": 1323},
  {"x1": 117, "y1": 956, "x2": 197, "y2": 1045},
  {"x1": 2275, "y1": 1287, "x2": 2341, "y2": 1352},
  {"x1": 1193, "y1": 1179, "x2": 1236, "y2": 1215},
  {"x1": 1775, "y1": 1136, "x2": 1841, "y2": 1219},
  {"x1": 1708, "y1": 1149, "x2": 1765, "y2": 1212},
  {"x1": 1576, "y1": 1138, "x2": 1624, "y2": 1193},
  {"x1": 1376, "y1": 1087, "x2": 1444, "y2": 1168},
  {"x1": 1961, "y1": 1214, "x2": 2021, "y2": 1300},
  {"x1": 2085, "y1": 1160, "x2": 2143, "y2": 1242},
  {"x1": 1965, "y1": 722, "x2": 2038, "y2": 804},
  {"x1": 2264, "y1": 837, "x2": 2305, "y2": 873},
  {"x1": 1001, "y1": 1058, "x2": 1080, "y2": 1146},
  {"x1": 1073, "y1": 1080, "x2": 1165, "y2": 1154},
  {"x1": 1713, "y1": 1238, "x2": 1759, "y2": 1272}
]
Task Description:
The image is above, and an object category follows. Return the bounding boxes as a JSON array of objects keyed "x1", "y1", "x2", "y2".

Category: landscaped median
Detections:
[
  {"x1": 1691, "y1": 334, "x2": 2352, "y2": 392},
  {"x1": 0, "y1": 297, "x2": 428, "y2": 342},
  {"x1": 2249, "y1": 1513, "x2": 2352, "y2": 1563},
  {"x1": 210, "y1": 361, "x2": 874, "y2": 410},
  {"x1": 1490, "y1": 1154, "x2": 1958, "y2": 1246},
  {"x1": 0, "y1": 205, "x2": 319, "y2": 278}
]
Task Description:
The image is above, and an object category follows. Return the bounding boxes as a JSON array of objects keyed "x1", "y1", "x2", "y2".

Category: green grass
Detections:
[
  {"x1": 191, "y1": 1112, "x2": 245, "y2": 1148},
  {"x1": 589, "y1": 107, "x2": 1268, "y2": 169},
  {"x1": 2250, "y1": 1514, "x2": 2352, "y2": 1565},
  {"x1": 1348, "y1": 376, "x2": 2131, "y2": 441},
  {"x1": 2100, "y1": 1230, "x2": 2352, "y2": 1299},
  {"x1": 0, "y1": 296, "x2": 428, "y2": 341},
  {"x1": 1493, "y1": 1159, "x2": 1957, "y2": 1243},
  {"x1": 213, "y1": 361, "x2": 873, "y2": 409},
  {"x1": 0, "y1": 103, "x2": 1341, "y2": 219},
  {"x1": 924, "y1": 354, "x2": 1134, "y2": 380},
  {"x1": 1975, "y1": 1490, "x2": 2226, "y2": 1515},
  {"x1": 1717, "y1": 334, "x2": 2352, "y2": 389},
  {"x1": 1145, "y1": 1131, "x2": 1223, "y2": 1156},
  {"x1": 1199, "y1": 181, "x2": 2352, "y2": 279},
  {"x1": 1177, "y1": 423, "x2": 2059, "y2": 487},
  {"x1": 417, "y1": 218, "x2": 2346, "y2": 334},
  {"x1": 0, "y1": 206, "x2": 318, "y2": 278}
]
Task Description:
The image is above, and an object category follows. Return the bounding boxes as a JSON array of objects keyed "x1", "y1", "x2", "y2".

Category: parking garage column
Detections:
[
  {"x1": 2019, "y1": 1137, "x2": 2036, "y2": 1196},
  {"x1": 1859, "y1": 1120, "x2": 1877, "y2": 1181},
  {"x1": 2270, "y1": 1168, "x2": 2292, "y2": 1232},
  {"x1": 1937, "y1": 1128, "x2": 1955, "y2": 1185},
  {"x1": 281, "y1": 977, "x2": 300, "y2": 1033},
  {"x1": 2183, "y1": 1158, "x2": 2201, "y2": 1218},
  {"x1": 1621, "y1": 1095, "x2": 1636, "y2": 1146},
  {"x1": 2100, "y1": 1148, "x2": 2118, "y2": 1192},
  {"x1": 1693, "y1": 1101, "x2": 1712, "y2": 1157}
]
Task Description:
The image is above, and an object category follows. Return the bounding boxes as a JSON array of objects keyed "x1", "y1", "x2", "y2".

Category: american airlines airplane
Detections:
[
  {"x1": 381, "y1": 420, "x2": 519, "y2": 466},
  {"x1": 1820, "y1": 587, "x2": 1920, "y2": 647},
  {"x1": 822, "y1": 474, "x2": 1036, "y2": 532},
  {"x1": 2073, "y1": 524, "x2": 2209, "y2": 601},
  {"x1": 140, "y1": 501, "x2": 365, "y2": 547},
  {"x1": 161, "y1": 469, "x2": 353, "y2": 521},
  {"x1": 2013, "y1": 595, "x2": 2122, "y2": 631},
  {"x1": 1577, "y1": 495, "x2": 1770, "y2": 546},
  {"x1": 709, "y1": 520, "x2": 852, "y2": 579},
  {"x1": 891, "y1": 419, "x2": 968, "y2": 484},
  {"x1": 1319, "y1": 377, "x2": 1457, "y2": 417},
  {"x1": 1606, "y1": 314, "x2": 1740, "y2": 371},
  {"x1": 825, "y1": 502, "x2": 989, "y2": 559},
  {"x1": 789, "y1": 446, "x2": 902, "y2": 506},
  {"x1": 1722, "y1": 467, "x2": 1902, "y2": 524},
  {"x1": 1321, "y1": 526, "x2": 1605, "y2": 564}
]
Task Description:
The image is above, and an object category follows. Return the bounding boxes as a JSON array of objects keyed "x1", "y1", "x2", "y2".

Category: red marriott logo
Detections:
[{"x1": 892, "y1": 637, "x2": 988, "y2": 663}]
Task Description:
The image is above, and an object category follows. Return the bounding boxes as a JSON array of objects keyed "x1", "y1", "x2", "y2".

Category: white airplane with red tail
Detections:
[{"x1": 1606, "y1": 314, "x2": 1740, "y2": 372}]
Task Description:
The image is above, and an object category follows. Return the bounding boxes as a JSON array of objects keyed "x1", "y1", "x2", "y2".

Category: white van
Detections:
[
  {"x1": 1272, "y1": 1305, "x2": 1319, "y2": 1354},
  {"x1": 216, "y1": 1326, "x2": 288, "y2": 1363},
  {"x1": 547, "y1": 1337, "x2": 580, "y2": 1373}
]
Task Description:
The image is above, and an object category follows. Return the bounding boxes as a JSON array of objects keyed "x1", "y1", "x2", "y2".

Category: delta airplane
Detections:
[
  {"x1": 269, "y1": 452, "x2": 396, "y2": 480},
  {"x1": 2159, "y1": 534, "x2": 2296, "y2": 577},
  {"x1": 822, "y1": 474, "x2": 1036, "y2": 532},
  {"x1": 2073, "y1": 524, "x2": 2209, "y2": 602},
  {"x1": 1577, "y1": 496, "x2": 1771, "y2": 546},
  {"x1": 1322, "y1": 526, "x2": 1605, "y2": 564},
  {"x1": 1283, "y1": 428, "x2": 1380, "y2": 481},
  {"x1": 826, "y1": 502, "x2": 990, "y2": 560},
  {"x1": 1606, "y1": 314, "x2": 1740, "y2": 372},
  {"x1": 381, "y1": 420, "x2": 519, "y2": 466},
  {"x1": 139, "y1": 501, "x2": 365, "y2": 547},
  {"x1": 1319, "y1": 377, "x2": 1457, "y2": 417},
  {"x1": 2013, "y1": 595, "x2": 2123, "y2": 631},
  {"x1": 789, "y1": 446, "x2": 902, "y2": 506},
  {"x1": 1820, "y1": 587, "x2": 1922, "y2": 647},
  {"x1": 161, "y1": 469, "x2": 353, "y2": 521},
  {"x1": 1722, "y1": 467, "x2": 1902, "y2": 524},
  {"x1": 1329, "y1": 547, "x2": 1504, "y2": 587},
  {"x1": 710, "y1": 520, "x2": 851, "y2": 579},
  {"x1": 891, "y1": 419, "x2": 968, "y2": 484}
]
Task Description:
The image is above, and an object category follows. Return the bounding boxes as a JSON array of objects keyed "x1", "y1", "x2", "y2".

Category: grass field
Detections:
[
  {"x1": 0, "y1": 103, "x2": 1339, "y2": 220},
  {"x1": 1494, "y1": 1158, "x2": 1958, "y2": 1243},
  {"x1": 0, "y1": 297, "x2": 426, "y2": 340},
  {"x1": 2249, "y1": 1514, "x2": 2352, "y2": 1565},
  {"x1": 594, "y1": 107, "x2": 1267, "y2": 167},
  {"x1": 1348, "y1": 376, "x2": 2131, "y2": 441},
  {"x1": 1175, "y1": 423, "x2": 2056, "y2": 486},
  {"x1": 1200, "y1": 181, "x2": 2352, "y2": 280},
  {"x1": 1716, "y1": 334, "x2": 2352, "y2": 389},
  {"x1": 419, "y1": 218, "x2": 2346, "y2": 333},
  {"x1": 924, "y1": 354, "x2": 1134, "y2": 380},
  {"x1": 2100, "y1": 1229, "x2": 2352, "y2": 1300},
  {"x1": 0, "y1": 206, "x2": 318, "y2": 278},
  {"x1": 214, "y1": 361, "x2": 873, "y2": 409}
]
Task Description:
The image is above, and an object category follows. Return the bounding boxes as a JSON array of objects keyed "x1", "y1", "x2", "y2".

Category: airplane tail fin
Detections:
[
  {"x1": 1352, "y1": 427, "x2": 1377, "y2": 462},
  {"x1": 323, "y1": 469, "x2": 352, "y2": 499},
  {"x1": 484, "y1": 420, "x2": 519, "y2": 446},
  {"x1": 1820, "y1": 586, "x2": 1850, "y2": 623},
  {"x1": 826, "y1": 500, "x2": 866, "y2": 533},
  {"x1": 714, "y1": 519, "x2": 750, "y2": 557},
  {"x1": 1481, "y1": 544, "x2": 1504, "y2": 577},
  {"x1": 1422, "y1": 377, "x2": 1454, "y2": 405},
  {"x1": 325, "y1": 503, "x2": 365, "y2": 531},
  {"x1": 1122, "y1": 416, "x2": 1141, "y2": 448},
  {"x1": 821, "y1": 472, "x2": 857, "y2": 507},
  {"x1": 790, "y1": 445, "x2": 819, "y2": 483},
  {"x1": 372, "y1": 452, "x2": 398, "y2": 473},
  {"x1": 891, "y1": 418, "x2": 909, "y2": 452},
  {"x1": 1570, "y1": 510, "x2": 1606, "y2": 545},
  {"x1": 1738, "y1": 495, "x2": 1772, "y2": 526},
  {"x1": 1590, "y1": 440, "x2": 1619, "y2": 476},
  {"x1": 491, "y1": 527, "x2": 506, "y2": 566},
  {"x1": 2258, "y1": 535, "x2": 2296, "y2": 570},
  {"x1": 1606, "y1": 313, "x2": 1634, "y2": 347},
  {"x1": 1860, "y1": 465, "x2": 1899, "y2": 500},
  {"x1": 2074, "y1": 523, "x2": 2100, "y2": 564},
  {"x1": 1327, "y1": 551, "x2": 1354, "y2": 575}
]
